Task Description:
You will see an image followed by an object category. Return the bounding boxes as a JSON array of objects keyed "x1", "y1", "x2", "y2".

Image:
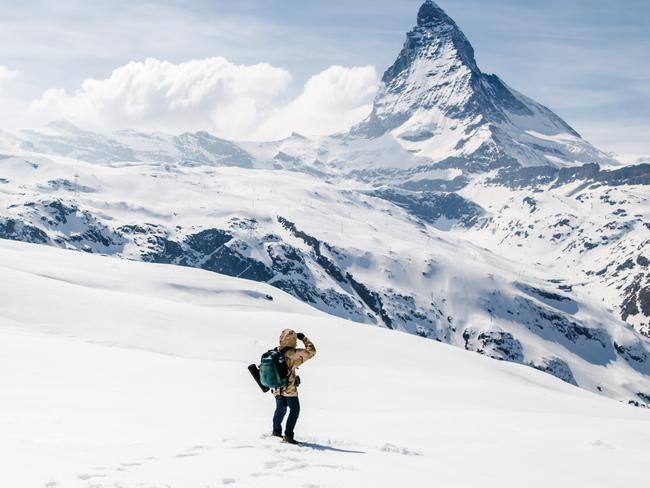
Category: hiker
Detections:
[{"x1": 271, "y1": 329, "x2": 316, "y2": 444}]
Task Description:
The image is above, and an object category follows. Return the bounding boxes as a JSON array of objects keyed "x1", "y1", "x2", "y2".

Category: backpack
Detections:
[{"x1": 259, "y1": 347, "x2": 291, "y2": 389}]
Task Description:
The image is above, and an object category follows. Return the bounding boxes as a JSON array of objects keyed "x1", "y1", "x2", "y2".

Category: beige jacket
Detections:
[{"x1": 272, "y1": 329, "x2": 316, "y2": 397}]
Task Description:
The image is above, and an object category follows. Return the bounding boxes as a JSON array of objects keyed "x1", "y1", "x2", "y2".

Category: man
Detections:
[{"x1": 272, "y1": 329, "x2": 316, "y2": 445}]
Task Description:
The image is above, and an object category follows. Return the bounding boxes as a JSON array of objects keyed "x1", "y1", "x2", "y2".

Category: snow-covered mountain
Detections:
[
  {"x1": 350, "y1": 0, "x2": 615, "y2": 174},
  {"x1": 0, "y1": 2, "x2": 619, "y2": 183},
  {"x1": 0, "y1": 0, "x2": 616, "y2": 183},
  {"x1": 8, "y1": 120, "x2": 255, "y2": 167},
  {"x1": 3, "y1": 239, "x2": 649, "y2": 488},
  {"x1": 1, "y1": 1, "x2": 649, "y2": 406},
  {"x1": 461, "y1": 165, "x2": 650, "y2": 338}
]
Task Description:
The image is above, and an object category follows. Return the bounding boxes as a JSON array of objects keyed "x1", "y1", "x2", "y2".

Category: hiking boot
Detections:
[
  {"x1": 272, "y1": 430, "x2": 282, "y2": 438},
  {"x1": 282, "y1": 434, "x2": 299, "y2": 445}
]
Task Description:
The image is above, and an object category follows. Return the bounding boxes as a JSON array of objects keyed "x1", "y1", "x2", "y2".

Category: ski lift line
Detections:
[
  {"x1": 236, "y1": 263, "x2": 254, "y2": 279},
  {"x1": 195, "y1": 242, "x2": 230, "y2": 267}
]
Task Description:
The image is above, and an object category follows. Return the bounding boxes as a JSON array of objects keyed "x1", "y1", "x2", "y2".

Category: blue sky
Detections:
[{"x1": 0, "y1": 0, "x2": 648, "y2": 155}]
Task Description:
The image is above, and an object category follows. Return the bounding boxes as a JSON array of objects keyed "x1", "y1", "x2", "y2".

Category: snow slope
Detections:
[
  {"x1": 460, "y1": 169, "x2": 650, "y2": 336},
  {"x1": 2, "y1": 152, "x2": 650, "y2": 404},
  {"x1": 1, "y1": 239, "x2": 649, "y2": 488}
]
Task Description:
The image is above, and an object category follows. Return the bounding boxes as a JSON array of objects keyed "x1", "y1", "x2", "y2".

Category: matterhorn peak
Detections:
[
  {"x1": 350, "y1": 0, "x2": 613, "y2": 171},
  {"x1": 417, "y1": 0, "x2": 452, "y2": 27},
  {"x1": 411, "y1": 0, "x2": 479, "y2": 74}
]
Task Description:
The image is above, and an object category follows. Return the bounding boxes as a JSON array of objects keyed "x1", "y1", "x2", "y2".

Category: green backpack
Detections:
[{"x1": 259, "y1": 348, "x2": 291, "y2": 389}]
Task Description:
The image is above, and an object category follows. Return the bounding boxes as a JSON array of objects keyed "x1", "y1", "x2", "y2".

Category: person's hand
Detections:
[{"x1": 297, "y1": 332, "x2": 305, "y2": 341}]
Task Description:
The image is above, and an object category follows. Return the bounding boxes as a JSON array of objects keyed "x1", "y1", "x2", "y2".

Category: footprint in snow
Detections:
[
  {"x1": 590, "y1": 439, "x2": 615, "y2": 449},
  {"x1": 282, "y1": 462, "x2": 309, "y2": 472},
  {"x1": 250, "y1": 471, "x2": 274, "y2": 478},
  {"x1": 176, "y1": 452, "x2": 200, "y2": 458},
  {"x1": 76, "y1": 473, "x2": 107, "y2": 480},
  {"x1": 176, "y1": 444, "x2": 211, "y2": 457},
  {"x1": 380, "y1": 443, "x2": 423, "y2": 456},
  {"x1": 223, "y1": 438, "x2": 258, "y2": 450}
]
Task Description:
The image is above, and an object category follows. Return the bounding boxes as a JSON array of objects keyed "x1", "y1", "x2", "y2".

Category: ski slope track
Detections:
[
  {"x1": 0, "y1": 1, "x2": 649, "y2": 407},
  {"x1": 1, "y1": 239, "x2": 649, "y2": 488}
]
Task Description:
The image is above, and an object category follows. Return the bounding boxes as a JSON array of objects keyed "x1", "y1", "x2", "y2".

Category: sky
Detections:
[{"x1": 0, "y1": 0, "x2": 648, "y2": 157}]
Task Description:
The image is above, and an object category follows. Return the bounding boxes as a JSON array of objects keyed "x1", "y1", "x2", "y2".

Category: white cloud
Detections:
[
  {"x1": 30, "y1": 57, "x2": 292, "y2": 140},
  {"x1": 0, "y1": 65, "x2": 18, "y2": 87},
  {"x1": 29, "y1": 58, "x2": 380, "y2": 141},
  {"x1": 252, "y1": 65, "x2": 379, "y2": 140}
]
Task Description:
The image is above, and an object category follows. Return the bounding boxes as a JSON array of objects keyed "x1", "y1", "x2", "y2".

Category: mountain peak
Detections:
[
  {"x1": 350, "y1": 0, "x2": 613, "y2": 170},
  {"x1": 380, "y1": 1, "x2": 478, "y2": 88},
  {"x1": 417, "y1": 0, "x2": 451, "y2": 27}
]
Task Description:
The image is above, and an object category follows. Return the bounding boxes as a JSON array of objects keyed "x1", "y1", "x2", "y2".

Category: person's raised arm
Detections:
[{"x1": 293, "y1": 332, "x2": 316, "y2": 366}]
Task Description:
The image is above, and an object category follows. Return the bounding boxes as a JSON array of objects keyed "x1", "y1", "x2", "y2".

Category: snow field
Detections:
[{"x1": 1, "y1": 240, "x2": 649, "y2": 487}]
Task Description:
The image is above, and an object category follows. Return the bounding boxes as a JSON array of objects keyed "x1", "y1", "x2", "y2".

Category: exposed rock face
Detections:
[
  {"x1": 463, "y1": 329, "x2": 525, "y2": 363},
  {"x1": 532, "y1": 357, "x2": 578, "y2": 386},
  {"x1": 369, "y1": 188, "x2": 483, "y2": 228}
]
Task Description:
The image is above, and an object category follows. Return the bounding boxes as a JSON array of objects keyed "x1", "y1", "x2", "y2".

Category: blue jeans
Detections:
[{"x1": 273, "y1": 396, "x2": 300, "y2": 436}]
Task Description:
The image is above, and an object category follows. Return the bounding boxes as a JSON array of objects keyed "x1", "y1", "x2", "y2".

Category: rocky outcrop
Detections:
[
  {"x1": 463, "y1": 329, "x2": 525, "y2": 363},
  {"x1": 369, "y1": 189, "x2": 483, "y2": 228}
]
